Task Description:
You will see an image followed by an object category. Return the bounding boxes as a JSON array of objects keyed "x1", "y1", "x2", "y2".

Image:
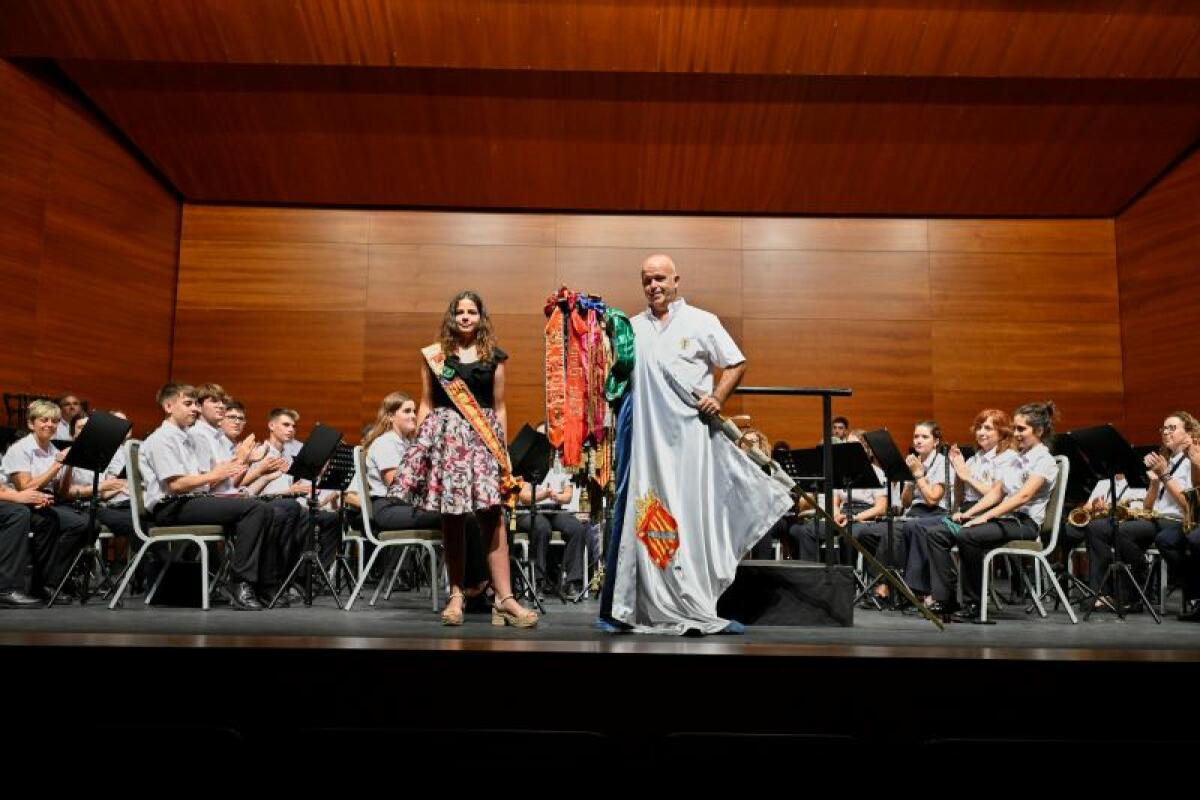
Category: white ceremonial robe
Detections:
[{"x1": 610, "y1": 302, "x2": 794, "y2": 634}]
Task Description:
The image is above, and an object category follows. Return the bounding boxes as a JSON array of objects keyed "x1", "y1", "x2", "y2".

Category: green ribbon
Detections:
[{"x1": 604, "y1": 307, "x2": 635, "y2": 403}]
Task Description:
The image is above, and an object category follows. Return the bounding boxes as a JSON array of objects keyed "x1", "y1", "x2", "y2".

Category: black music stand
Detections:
[
  {"x1": 860, "y1": 429, "x2": 915, "y2": 609},
  {"x1": 830, "y1": 442, "x2": 883, "y2": 601},
  {"x1": 269, "y1": 424, "x2": 345, "y2": 609},
  {"x1": 1070, "y1": 425, "x2": 1160, "y2": 624},
  {"x1": 48, "y1": 411, "x2": 132, "y2": 606},
  {"x1": 508, "y1": 424, "x2": 553, "y2": 613},
  {"x1": 318, "y1": 443, "x2": 359, "y2": 595}
]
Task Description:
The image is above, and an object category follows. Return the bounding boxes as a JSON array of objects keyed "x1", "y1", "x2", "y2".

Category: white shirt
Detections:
[
  {"x1": 1154, "y1": 450, "x2": 1194, "y2": 520},
  {"x1": 139, "y1": 420, "x2": 203, "y2": 511},
  {"x1": 908, "y1": 450, "x2": 949, "y2": 511},
  {"x1": 69, "y1": 445, "x2": 131, "y2": 504},
  {"x1": 533, "y1": 462, "x2": 581, "y2": 513},
  {"x1": 1087, "y1": 477, "x2": 1147, "y2": 507},
  {"x1": 632, "y1": 298, "x2": 744, "y2": 397},
  {"x1": 259, "y1": 442, "x2": 295, "y2": 496},
  {"x1": 1000, "y1": 443, "x2": 1059, "y2": 527},
  {"x1": 55, "y1": 420, "x2": 72, "y2": 441},
  {"x1": 837, "y1": 464, "x2": 888, "y2": 506},
  {"x1": 1, "y1": 434, "x2": 61, "y2": 492},
  {"x1": 961, "y1": 447, "x2": 1018, "y2": 504},
  {"x1": 366, "y1": 431, "x2": 408, "y2": 498},
  {"x1": 190, "y1": 419, "x2": 237, "y2": 492}
]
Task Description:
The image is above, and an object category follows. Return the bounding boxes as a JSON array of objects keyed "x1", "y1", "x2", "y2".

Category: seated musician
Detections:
[
  {"x1": 1176, "y1": 432, "x2": 1200, "y2": 621},
  {"x1": 252, "y1": 407, "x2": 340, "y2": 589},
  {"x1": 60, "y1": 412, "x2": 137, "y2": 544},
  {"x1": 1, "y1": 399, "x2": 90, "y2": 601},
  {"x1": 513, "y1": 426, "x2": 590, "y2": 596},
  {"x1": 852, "y1": 421, "x2": 948, "y2": 599},
  {"x1": 792, "y1": 429, "x2": 889, "y2": 564},
  {"x1": 924, "y1": 409, "x2": 1017, "y2": 616},
  {"x1": 739, "y1": 429, "x2": 797, "y2": 560},
  {"x1": 362, "y1": 392, "x2": 488, "y2": 598},
  {"x1": 1086, "y1": 411, "x2": 1196, "y2": 614},
  {"x1": 138, "y1": 383, "x2": 270, "y2": 610},
  {"x1": 0, "y1": 468, "x2": 57, "y2": 606},
  {"x1": 929, "y1": 402, "x2": 1060, "y2": 622},
  {"x1": 1068, "y1": 472, "x2": 1145, "y2": 556},
  {"x1": 54, "y1": 393, "x2": 85, "y2": 441}
]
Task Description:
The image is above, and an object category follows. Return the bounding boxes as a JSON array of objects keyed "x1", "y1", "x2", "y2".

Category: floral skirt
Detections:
[{"x1": 396, "y1": 406, "x2": 502, "y2": 515}]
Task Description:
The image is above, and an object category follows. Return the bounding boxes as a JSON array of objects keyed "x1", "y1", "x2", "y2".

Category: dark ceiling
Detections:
[{"x1": 6, "y1": 0, "x2": 1200, "y2": 215}]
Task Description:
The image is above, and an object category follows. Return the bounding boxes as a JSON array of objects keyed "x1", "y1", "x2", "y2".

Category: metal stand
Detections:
[
  {"x1": 269, "y1": 481, "x2": 343, "y2": 609},
  {"x1": 1083, "y1": 479, "x2": 1162, "y2": 624},
  {"x1": 48, "y1": 470, "x2": 111, "y2": 606}
]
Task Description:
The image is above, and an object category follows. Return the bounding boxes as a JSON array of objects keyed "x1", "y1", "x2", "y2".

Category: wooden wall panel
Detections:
[
  {"x1": 173, "y1": 309, "x2": 364, "y2": 439},
  {"x1": 366, "y1": 245, "x2": 556, "y2": 315},
  {"x1": 932, "y1": 323, "x2": 1124, "y2": 394},
  {"x1": 1117, "y1": 146, "x2": 1200, "y2": 442},
  {"x1": 370, "y1": 212, "x2": 555, "y2": 247},
  {"x1": 928, "y1": 219, "x2": 1116, "y2": 254},
  {"x1": 929, "y1": 253, "x2": 1120, "y2": 322},
  {"x1": 183, "y1": 206, "x2": 369, "y2": 244},
  {"x1": 177, "y1": 207, "x2": 1125, "y2": 446},
  {"x1": 742, "y1": 218, "x2": 927, "y2": 252},
  {"x1": 0, "y1": 62, "x2": 51, "y2": 393},
  {"x1": 177, "y1": 242, "x2": 367, "y2": 310},
  {"x1": 0, "y1": 60, "x2": 178, "y2": 433},
  {"x1": 742, "y1": 251, "x2": 930, "y2": 321}
]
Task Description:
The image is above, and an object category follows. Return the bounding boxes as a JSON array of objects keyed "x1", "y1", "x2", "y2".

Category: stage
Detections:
[{"x1": 4, "y1": 590, "x2": 1199, "y2": 775}]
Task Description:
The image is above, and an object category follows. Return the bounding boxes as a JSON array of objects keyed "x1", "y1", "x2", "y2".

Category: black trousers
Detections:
[
  {"x1": 750, "y1": 516, "x2": 795, "y2": 560},
  {"x1": 266, "y1": 500, "x2": 343, "y2": 582},
  {"x1": 152, "y1": 496, "x2": 270, "y2": 585},
  {"x1": 1086, "y1": 517, "x2": 1169, "y2": 598},
  {"x1": 0, "y1": 502, "x2": 33, "y2": 591},
  {"x1": 853, "y1": 505, "x2": 943, "y2": 576},
  {"x1": 47, "y1": 505, "x2": 90, "y2": 586},
  {"x1": 514, "y1": 510, "x2": 590, "y2": 586},
  {"x1": 369, "y1": 498, "x2": 488, "y2": 588},
  {"x1": 952, "y1": 515, "x2": 1040, "y2": 606}
]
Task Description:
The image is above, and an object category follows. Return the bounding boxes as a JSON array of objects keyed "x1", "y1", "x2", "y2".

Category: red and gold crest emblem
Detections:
[{"x1": 635, "y1": 489, "x2": 679, "y2": 569}]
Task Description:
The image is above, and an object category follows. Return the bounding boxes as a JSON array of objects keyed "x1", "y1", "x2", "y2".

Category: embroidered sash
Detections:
[{"x1": 421, "y1": 343, "x2": 519, "y2": 508}]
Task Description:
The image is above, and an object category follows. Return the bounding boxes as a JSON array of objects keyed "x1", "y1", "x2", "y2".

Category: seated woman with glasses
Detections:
[{"x1": 1087, "y1": 412, "x2": 1197, "y2": 615}]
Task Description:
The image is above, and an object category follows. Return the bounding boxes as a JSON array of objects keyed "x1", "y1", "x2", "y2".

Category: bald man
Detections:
[{"x1": 600, "y1": 254, "x2": 793, "y2": 635}]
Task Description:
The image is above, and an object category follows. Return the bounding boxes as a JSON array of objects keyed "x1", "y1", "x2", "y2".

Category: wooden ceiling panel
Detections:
[
  {"x1": 6, "y1": 1, "x2": 1200, "y2": 79},
  {"x1": 54, "y1": 63, "x2": 1200, "y2": 215}
]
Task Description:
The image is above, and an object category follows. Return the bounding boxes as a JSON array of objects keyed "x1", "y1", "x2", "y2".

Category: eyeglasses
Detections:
[
  {"x1": 1162, "y1": 425, "x2": 1181, "y2": 433},
  {"x1": 225, "y1": 415, "x2": 246, "y2": 423}
]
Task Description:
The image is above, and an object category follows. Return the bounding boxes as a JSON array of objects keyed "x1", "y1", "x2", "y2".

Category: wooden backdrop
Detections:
[
  {"x1": 1117, "y1": 145, "x2": 1200, "y2": 443},
  {"x1": 175, "y1": 206, "x2": 1124, "y2": 447},
  {"x1": 0, "y1": 61, "x2": 179, "y2": 434}
]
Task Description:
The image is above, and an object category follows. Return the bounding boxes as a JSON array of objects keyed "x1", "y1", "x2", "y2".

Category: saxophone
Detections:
[{"x1": 1067, "y1": 498, "x2": 1134, "y2": 528}]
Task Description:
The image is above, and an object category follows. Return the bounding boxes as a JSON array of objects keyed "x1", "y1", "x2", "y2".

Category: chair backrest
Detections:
[
  {"x1": 123, "y1": 439, "x2": 152, "y2": 543},
  {"x1": 1039, "y1": 455, "x2": 1070, "y2": 553},
  {"x1": 353, "y1": 445, "x2": 381, "y2": 545}
]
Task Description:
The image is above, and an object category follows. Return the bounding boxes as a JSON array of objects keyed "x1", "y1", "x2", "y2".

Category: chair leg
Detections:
[
  {"x1": 145, "y1": 543, "x2": 178, "y2": 605},
  {"x1": 199, "y1": 540, "x2": 210, "y2": 611},
  {"x1": 346, "y1": 545, "x2": 386, "y2": 611},
  {"x1": 109, "y1": 542, "x2": 152, "y2": 610},
  {"x1": 424, "y1": 542, "x2": 439, "y2": 611},
  {"x1": 980, "y1": 553, "x2": 993, "y2": 623},
  {"x1": 1040, "y1": 555, "x2": 1078, "y2": 624},
  {"x1": 381, "y1": 547, "x2": 407, "y2": 601}
]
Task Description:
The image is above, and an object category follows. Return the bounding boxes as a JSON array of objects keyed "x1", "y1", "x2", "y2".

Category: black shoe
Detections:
[
  {"x1": 950, "y1": 604, "x2": 981, "y2": 623},
  {"x1": 262, "y1": 589, "x2": 289, "y2": 608},
  {"x1": 561, "y1": 581, "x2": 582, "y2": 598},
  {"x1": 230, "y1": 582, "x2": 264, "y2": 610},
  {"x1": 926, "y1": 600, "x2": 959, "y2": 621},
  {"x1": 0, "y1": 589, "x2": 41, "y2": 607}
]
